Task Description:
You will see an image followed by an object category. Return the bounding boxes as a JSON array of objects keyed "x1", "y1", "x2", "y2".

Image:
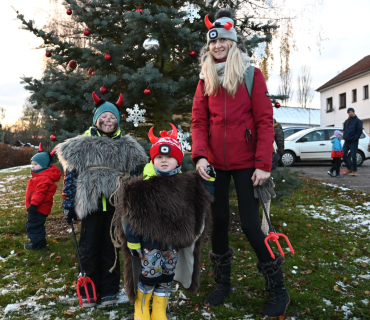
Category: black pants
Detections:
[
  {"x1": 26, "y1": 211, "x2": 47, "y2": 246},
  {"x1": 79, "y1": 209, "x2": 120, "y2": 297},
  {"x1": 212, "y1": 168, "x2": 273, "y2": 263},
  {"x1": 330, "y1": 157, "x2": 341, "y2": 175}
]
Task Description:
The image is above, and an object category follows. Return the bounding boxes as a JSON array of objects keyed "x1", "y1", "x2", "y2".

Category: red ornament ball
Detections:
[
  {"x1": 45, "y1": 52, "x2": 51, "y2": 58},
  {"x1": 275, "y1": 102, "x2": 281, "y2": 108},
  {"x1": 88, "y1": 68, "x2": 94, "y2": 74},
  {"x1": 50, "y1": 134, "x2": 57, "y2": 141},
  {"x1": 69, "y1": 60, "x2": 77, "y2": 69},
  {"x1": 66, "y1": 9, "x2": 72, "y2": 15},
  {"x1": 105, "y1": 54, "x2": 112, "y2": 61},
  {"x1": 84, "y1": 29, "x2": 90, "y2": 36},
  {"x1": 136, "y1": 8, "x2": 143, "y2": 13},
  {"x1": 144, "y1": 88, "x2": 152, "y2": 95},
  {"x1": 100, "y1": 86, "x2": 108, "y2": 94},
  {"x1": 189, "y1": 51, "x2": 196, "y2": 57}
]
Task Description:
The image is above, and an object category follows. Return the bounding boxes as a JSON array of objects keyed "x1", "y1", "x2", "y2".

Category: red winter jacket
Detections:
[
  {"x1": 191, "y1": 67, "x2": 274, "y2": 172},
  {"x1": 25, "y1": 165, "x2": 61, "y2": 216}
]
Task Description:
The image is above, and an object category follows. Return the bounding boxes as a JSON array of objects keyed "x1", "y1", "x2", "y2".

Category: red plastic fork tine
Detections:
[
  {"x1": 264, "y1": 237, "x2": 275, "y2": 259},
  {"x1": 76, "y1": 282, "x2": 83, "y2": 306},
  {"x1": 277, "y1": 233, "x2": 295, "y2": 255},
  {"x1": 274, "y1": 238, "x2": 285, "y2": 257}
]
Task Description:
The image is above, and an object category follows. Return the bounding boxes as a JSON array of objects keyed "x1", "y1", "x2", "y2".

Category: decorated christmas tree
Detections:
[{"x1": 16, "y1": 0, "x2": 279, "y2": 168}]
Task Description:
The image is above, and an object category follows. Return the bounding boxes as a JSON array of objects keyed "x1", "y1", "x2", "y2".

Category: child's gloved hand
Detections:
[
  {"x1": 27, "y1": 204, "x2": 38, "y2": 214},
  {"x1": 130, "y1": 248, "x2": 143, "y2": 259},
  {"x1": 63, "y1": 208, "x2": 77, "y2": 224},
  {"x1": 254, "y1": 177, "x2": 276, "y2": 202}
]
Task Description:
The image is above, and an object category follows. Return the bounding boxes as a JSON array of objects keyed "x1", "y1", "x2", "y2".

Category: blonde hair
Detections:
[{"x1": 201, "y1": 40, "x2": 248, "y2": 98}]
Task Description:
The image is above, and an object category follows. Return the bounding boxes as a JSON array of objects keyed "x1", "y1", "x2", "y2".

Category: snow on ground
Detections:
[{"x1": 0, "y1": 165, "x2": 30, "y2": 174}]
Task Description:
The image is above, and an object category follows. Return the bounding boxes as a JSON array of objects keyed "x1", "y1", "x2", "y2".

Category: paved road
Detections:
[{"x1": 287, "y1": 161, "x2": 370, "y2": 193}]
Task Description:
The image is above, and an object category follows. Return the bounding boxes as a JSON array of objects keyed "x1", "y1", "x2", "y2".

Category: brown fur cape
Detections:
[{"x1": 115, "y1": 171, "x2": 212, "y2": 302}]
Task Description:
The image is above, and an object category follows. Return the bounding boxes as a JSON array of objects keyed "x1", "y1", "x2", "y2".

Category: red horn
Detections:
[
  {"x1": 169, "y1": 123, "x2": 178, "y2": 140},
  {"x1": 224, "y1": 22, "x2": 233, "y2": 30},
  {"x1": 148, "y1": 126, "x2": 159, "y2": 144},
  {"x1": 39, "y1": 143, "x2": 43, "y2": 152},
  {"x1": 204, "y1": 14, "x2": 214, "y2": 29},
  {"x1": 116, "y1": 93, "x2": 123, "y2": 109},
  {"x1": 50, "y1": 148, "x2": 56, "y2": 157},
  {"x1": 92, "y1": 91, "x2": 101, "y2": 104}
]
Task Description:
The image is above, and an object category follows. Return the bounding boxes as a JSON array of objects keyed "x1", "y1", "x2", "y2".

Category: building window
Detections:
[
  {"x1": 352, "y1": 89, "x2": 357, "y2": 102},
  {"x1": 326, "y1": 97, "x2": 333, "y2": 112},
  {"x1": 339, "y1": 93, "x2": 346, "y2": 109},
  {"x1": 364, "y1": 85, "x2": 369, "y2": 99}
]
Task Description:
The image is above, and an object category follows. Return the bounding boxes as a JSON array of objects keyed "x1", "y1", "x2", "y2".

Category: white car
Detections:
[{"x1": 281, "y1": 127, "x2": 370, "y2": 167}]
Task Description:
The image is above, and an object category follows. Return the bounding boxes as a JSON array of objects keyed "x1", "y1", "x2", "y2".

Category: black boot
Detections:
[
  {"x1": 257, "y1": 254, "x2": 290, "y2": 318},
  {"x1": 204, "y1": 247, "x2": 234, "y2": 306}
]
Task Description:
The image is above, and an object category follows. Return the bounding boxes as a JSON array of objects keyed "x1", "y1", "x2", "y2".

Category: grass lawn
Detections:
[{"x1": 0, "y1": 166, "x2": 369, "y2": 320}]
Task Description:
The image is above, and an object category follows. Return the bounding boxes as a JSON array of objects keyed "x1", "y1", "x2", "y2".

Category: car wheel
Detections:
[
  {"x1": 349, "y1": 151, "x2": 364, "y2": 167},
  {"x1": 281, "y1": 151, "x2": 296, "y2": 166}
]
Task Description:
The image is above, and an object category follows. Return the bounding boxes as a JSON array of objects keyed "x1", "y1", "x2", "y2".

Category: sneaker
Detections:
[
  {"x1": 81, "y1": 296, "x2": 96, "y2": 308},
  {"x1": 24, "y1": 241, "x2": 46, "y2": 250},
  {"x1": 327, "y1": 171, "x2": 334, "y2": 177},
  {"x1": 101, "y1": 294, "x2": 118, "y2": 306},
  {"x1": 343, "y1": 169, "x2": 352, "y2": 175},
  {"x1": 352, "y1": 171, "x2": 357, "y2": 176},
  {"x1": 336, "y1": 174, "x2": 344, "y2": 178}
]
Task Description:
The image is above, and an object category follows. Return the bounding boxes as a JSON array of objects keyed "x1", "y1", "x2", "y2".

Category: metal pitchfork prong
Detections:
[
  {"x1": 257, "y1": 186, "x2": 295, "y2": 259},
  {"x1": 70, "y1": 221, "x2": 97, "y2": 306}
]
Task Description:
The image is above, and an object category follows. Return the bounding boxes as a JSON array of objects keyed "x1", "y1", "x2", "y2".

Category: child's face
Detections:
[
  {"x1": 97, "y1": 112, "x2": 118, "y2": 133},
  {"x1": 337, "y1": 134, "x2": 342, "y2": 139},
  {"x1": 153, "y1": 155, "x2": 178, "y2": 172},
  {"x1": 31, "y1": 161, "x2": 42, "y2": 171}
]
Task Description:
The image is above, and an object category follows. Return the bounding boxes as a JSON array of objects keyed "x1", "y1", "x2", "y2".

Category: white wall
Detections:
[{"x1": 320, "y1": 72, "x2": 370, "y2": 132}]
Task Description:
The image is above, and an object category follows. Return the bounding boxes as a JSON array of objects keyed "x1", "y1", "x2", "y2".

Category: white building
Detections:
[
  {"x1": 273, "y1": 106, "x2": 320, "y2": 127},
  {"x1": 316, "y1": 55, "x2": 370, "y2": 132}
]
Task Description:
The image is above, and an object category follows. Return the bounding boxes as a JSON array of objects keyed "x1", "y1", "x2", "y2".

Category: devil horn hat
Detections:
[
  {"x1": 50, "y1": 148, "x2": 56, "y2": 157},
  {"x1": 38, "y1": 143, "x2": 43, "y2": 152},
  {"x1": 204, "y1": 14, "x2": 214, "y2": 29},
  {"x1": 148, "y1": 123, "x2": 178, "y2": 144},
  {"x1": 116, "y1": 93, "x2": 123, "y2": 109},
  {"x1": 92, "y1": 91, "x2": 101, "y2": 104}
]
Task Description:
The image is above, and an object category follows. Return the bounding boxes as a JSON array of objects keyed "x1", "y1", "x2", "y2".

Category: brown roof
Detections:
[{"x1": 316, "y1": 55, "x2": 370, "y2": 92}]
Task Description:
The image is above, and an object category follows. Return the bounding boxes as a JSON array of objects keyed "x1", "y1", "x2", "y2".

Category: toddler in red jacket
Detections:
[{"x1": 25, "y1": 146, "x2": 61, "y2": 250}]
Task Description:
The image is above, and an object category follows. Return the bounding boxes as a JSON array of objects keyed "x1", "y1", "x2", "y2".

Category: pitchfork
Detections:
[
  {"x1": 257, "y1": 186, "x2": 295, "y2": 259},
  {"x1": 70, "y1": 221, "x2": 97, "y2": 306}
]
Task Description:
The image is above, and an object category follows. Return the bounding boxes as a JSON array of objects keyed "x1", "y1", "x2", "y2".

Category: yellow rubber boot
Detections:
[
  {"x1": 151, "y1": 294, "x2": 169, "y2": 320},
  {"x1": 134, "y1": 290, "x2": 152, "y2": 320}
]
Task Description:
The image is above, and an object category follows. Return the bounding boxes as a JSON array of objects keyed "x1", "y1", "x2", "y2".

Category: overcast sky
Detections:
[{"x1": 1, "y1": 0, "x2": 370, "y2": 125}]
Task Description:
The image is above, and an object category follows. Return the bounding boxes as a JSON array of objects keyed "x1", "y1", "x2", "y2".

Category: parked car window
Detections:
[
  {"x1": 360, "y1": 132, "x2": 365, "y2": 139},
  {"x1": 302, "y1": 130, "x2": 326, "y2": 142},
  {"x1": 284, "y1": 129, "x2": 295, "y2": 139}
]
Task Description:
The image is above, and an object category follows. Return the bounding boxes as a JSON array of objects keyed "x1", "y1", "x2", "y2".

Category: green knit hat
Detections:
[
  {"x1": 31, "y1": 152, "x2": 50, "y2": 169},
  {"x1": 92, "y1": 92, "x2": 123, "y2": 126}
]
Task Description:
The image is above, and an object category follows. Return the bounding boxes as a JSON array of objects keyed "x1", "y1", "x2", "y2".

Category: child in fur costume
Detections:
[
  {"x1": 115, "y1": 124, "x2": 212, "y2": 320},
  {"x1": 56, "y1": 92, "x2": 148, "y2": 308},
  {"x1": 25, "y1": 145, "x2": 61, "y2": 250}
]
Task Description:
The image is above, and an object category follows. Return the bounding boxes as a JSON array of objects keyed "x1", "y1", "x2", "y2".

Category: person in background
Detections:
[{"x1": 342, "y1": 107, "x2": 362, "y2": 176}]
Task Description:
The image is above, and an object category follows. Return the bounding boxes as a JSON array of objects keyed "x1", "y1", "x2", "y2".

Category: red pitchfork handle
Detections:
[{"x1": 257, "y1": 186, "x2": 295, "y2": 259}]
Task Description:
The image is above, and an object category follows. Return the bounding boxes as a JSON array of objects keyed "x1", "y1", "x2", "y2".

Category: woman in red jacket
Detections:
[{"x1": 192, "y1": 9, "x2": 289, "y2": 318}]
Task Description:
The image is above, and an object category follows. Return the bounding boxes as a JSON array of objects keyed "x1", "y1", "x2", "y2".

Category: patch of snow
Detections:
[
  {"x1": 323, "y1": 298, "x2": 332, "y2": 306},
  {"x1": 0, "y1": 165, "x2": 31, "y2": 173}
]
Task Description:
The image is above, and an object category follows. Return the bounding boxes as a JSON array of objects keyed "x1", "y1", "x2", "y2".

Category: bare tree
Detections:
[
  {"x1": 21, "y1": 98, "x2": 44, "y2": 140},
  {"x1": 278, "y1": 69, "x2": 293, "y2": 106},
  {"x1": 296, "y1": 65, "x2": 314, "y2": 108}
]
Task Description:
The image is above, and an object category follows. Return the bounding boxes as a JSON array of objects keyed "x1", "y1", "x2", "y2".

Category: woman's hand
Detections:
[
  {"x1": 251, "y1": 168, "x2": 270, "y2": 186},
  {"x1": 196, "y1": 158, "x2": 211, "y2": 181}
]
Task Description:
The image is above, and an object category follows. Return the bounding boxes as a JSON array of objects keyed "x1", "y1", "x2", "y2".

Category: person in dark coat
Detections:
[
  {"x1": 342, "y1": 107, "x2": 363, "y2": 176},
  {"x1": 272, "y1": 118, "x2": 284, "y2": 170},
  {"x1": 191, "y1": 9, "x2": 289, "y2": 319}
]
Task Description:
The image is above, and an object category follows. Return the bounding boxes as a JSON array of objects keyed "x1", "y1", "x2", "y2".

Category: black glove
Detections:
[
  {"x1": 129, "y1": 248, "x2": 143, "y2": 259},
  {"x1": 254, "y1": 177, "x2": 276, "y2": 202},
  {"x1": 27, "y1": 204, "x2": 38, "y2": 214},
  {"x1": 63, "y1": 208, "x2": 77, "y2": 224},
  {"x1": 204, "y1": 164, "x2": 216, "y2": 179}
]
